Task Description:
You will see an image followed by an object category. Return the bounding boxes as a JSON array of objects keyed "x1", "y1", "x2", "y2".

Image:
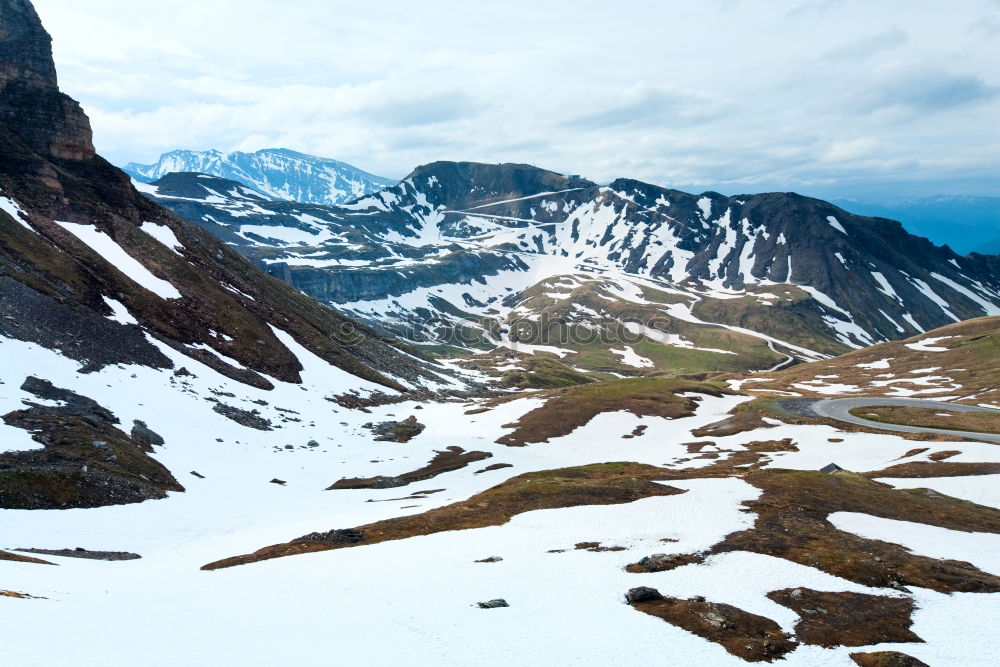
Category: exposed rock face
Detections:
[
  {"x1": 0, "y1": 0, "x2": 57, "y2": 90},
  {"x1": 0, "y1": 0, "x2": 94, "y2": 160},
  {"x1": 0, "y1": 377, "x2": 184, "y2": 509}
]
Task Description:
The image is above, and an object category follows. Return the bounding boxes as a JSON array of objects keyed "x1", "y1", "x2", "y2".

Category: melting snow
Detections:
[
  {"x1": 102, "y1": 297, "x2": 139, "y2": 325},
  {"x1": 904, "y1": 336, "x2": 955, "y2": 352},
  {"x1": 609, "y1": 346, "x2": 654, "y2": 368},
  {"x1": 140, "y1": 221, "x2": 184, "y2": 256},
  {"x1": 696, "y1": 196, "x2": 712, "y2": 219},
  {"x1": 0, "y1": 192, "x2": 33, "y2": 232},
  {"x1": 57, "y1": 221, "x2": 182, "y2": 299},
  {"x1": 929, "y1": 272, "x2": 1000, "y2": 316}
]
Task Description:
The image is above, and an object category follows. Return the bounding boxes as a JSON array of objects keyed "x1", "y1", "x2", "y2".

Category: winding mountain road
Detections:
[{"x1": 812, "y1": 397, "x2": 1000, "y2": 444}]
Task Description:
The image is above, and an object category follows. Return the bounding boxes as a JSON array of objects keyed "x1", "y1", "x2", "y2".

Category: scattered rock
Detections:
[
  {"x1": 212, "y1": 403, "x2": 272, "y2": 431},
  {"x1": 625, "y1": 586, "x2": 662, "y2": 605},
  {"x1": 16, "y1": 547, "x2": 140, "y2": 561},
  {"x1": 369, "y1": 416, "x2": 425, "y2": 442},
  {"x1": 626, "y1": 552, "x2": 705, "y2": 573},
  {"x1": 270, "y1": 478, "x2": 286, "y2": 486},
  {"x1": 574, "y1": 541, "x2": 626, "y2": 552},
  {"x1": 130, "y1": 420, "x2": 165, "y2": 451},
  {"x1": 291, "y1": 529, "x2": 364, "y2": 545},
  {"x1": 475, "y1": 556, "x2": 503, "y2": 563},
  {"x1": 477, "y1": 598, "x2": 509, "y2": 609}
]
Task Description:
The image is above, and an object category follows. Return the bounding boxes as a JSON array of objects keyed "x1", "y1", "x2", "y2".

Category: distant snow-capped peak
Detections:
[{"x1": 123, "y1": 148, "x2": 396, "y2": 206}]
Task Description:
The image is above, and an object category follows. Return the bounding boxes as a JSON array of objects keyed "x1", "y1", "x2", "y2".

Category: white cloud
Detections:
[{"x1": 32, "y1": 0, "x2": 1000, "y2": 197}]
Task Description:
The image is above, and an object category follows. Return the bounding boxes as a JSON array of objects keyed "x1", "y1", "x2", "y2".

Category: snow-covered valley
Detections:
[{"x1": 5, "y1": 328, "x2": 1000, "y2": 665}]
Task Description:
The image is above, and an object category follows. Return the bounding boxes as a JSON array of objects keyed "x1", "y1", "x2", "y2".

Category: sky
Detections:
[{"x1": 32, "y1": 0, "x2": 1000, "y2": 200}]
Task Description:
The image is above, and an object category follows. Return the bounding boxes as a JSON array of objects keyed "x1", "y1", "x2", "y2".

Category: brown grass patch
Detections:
[
  {"x1": 496, "y1": 378, "x2": 725, "y2": 446},
  {"x1": 866, "y1": 461, "x2": 1000, "y2": 478},
  {"x1": 711, "y1": 469, "x2": 1000, "y2": 593},
  {"x1": 327, "y1": 447, "x2": 492, "y2": 489},
  {"x1": 755, "y1": 316, "x2": 1000, "y2": 406},
  {"x1": 0, "y1": 549, "x2": 55, "y2": 565},
  {"x1": 690, "y1": 410, "x2": 774, "y2": 438},
  {"x1": 850, "y1": 651, "x2": 929, "y2": 667},
  {"x1": 1, "y1": 590, "x2": 46, "y2": 600},
  {"x1": 475, "y1": 463, "x2": 513, "y2": 474},
  {"x1": 927, "y1": 450, "x2": 962, "y2": 461},
  {"x1": 683, "y1": 441, "x2": 717, "y2": 453},
  {"x1": 895, "y1": 448, "x2": 929, "y2": 460},
  {"x1": 204, "y1": 462, "x2": 682, "y2": 570},
  {"x1": 744, "y1": 438, "x2": 798, "y2": 453},
  {"x1": 631, "y1": 593, "x2": 797, "y2": 662},
  {"x1": 768, "y1": 588, "x2": 921, "y2": 647}
]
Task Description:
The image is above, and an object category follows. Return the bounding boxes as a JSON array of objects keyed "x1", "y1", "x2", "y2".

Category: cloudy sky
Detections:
[{"x1": 33, "y1": 0, "x2": 1000, "y2": 199}]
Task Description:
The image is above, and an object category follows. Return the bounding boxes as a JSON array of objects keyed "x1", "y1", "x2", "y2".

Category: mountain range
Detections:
[
  {"x1": 138, "y1": 165, "x2": 1000, "y2": 378},
  {"x1": 124, "y1": 148, "x2": 396, "y2": 206}
]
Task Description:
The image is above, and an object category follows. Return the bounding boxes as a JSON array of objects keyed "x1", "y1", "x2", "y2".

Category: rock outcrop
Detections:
[{"x1": 0, "y1": 0, "x2": 94, "y2": 160}]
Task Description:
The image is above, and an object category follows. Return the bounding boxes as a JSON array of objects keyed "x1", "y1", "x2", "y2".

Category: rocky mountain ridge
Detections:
[{"x1": 141, "y1": 164, "x2": 1000, "y2": 375}]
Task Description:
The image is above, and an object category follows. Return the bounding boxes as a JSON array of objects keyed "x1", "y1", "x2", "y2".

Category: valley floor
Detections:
[{"x1": 3, "y1": 334, "x2": 1000, "y2": 666}]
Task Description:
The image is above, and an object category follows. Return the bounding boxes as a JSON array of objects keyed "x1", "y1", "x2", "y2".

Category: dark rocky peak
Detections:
[
  {"x1": 0, "y1": 0, "x2": 94, "y2": 160},
  {"x1": 403, "y1": 161, "x2": 597, "y2": 210},
  {"x1": 150, "y1": 172, "x2": 269, "y2": 202},
  {"x1": 0, "y1": 0, "x2": 56, "y2": 91}
]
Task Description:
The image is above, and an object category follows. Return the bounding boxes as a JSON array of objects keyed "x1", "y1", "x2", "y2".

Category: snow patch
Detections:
[{"x1": 56, "y1": 222, "x2": 182, "y2": 299}]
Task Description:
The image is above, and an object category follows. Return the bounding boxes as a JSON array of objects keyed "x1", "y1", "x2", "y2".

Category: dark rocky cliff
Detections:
[{"x1": 0, "y1": 0, "x2": 93, "y2": 160}]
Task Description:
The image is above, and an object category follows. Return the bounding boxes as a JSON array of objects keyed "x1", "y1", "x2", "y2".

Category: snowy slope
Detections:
[{"x1": 124, "y1": 148, "x2": 396, "y2": 206}]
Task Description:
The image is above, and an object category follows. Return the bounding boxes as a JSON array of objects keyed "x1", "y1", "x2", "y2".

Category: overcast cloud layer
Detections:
[{"x1": 33, "y1": 0, "x2": 1000, "y2": 198}]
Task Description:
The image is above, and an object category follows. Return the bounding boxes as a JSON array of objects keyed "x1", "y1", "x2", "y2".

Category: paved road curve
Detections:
[{"x1": 812, "y1": 397, "x2": 1000, "y2": 444}]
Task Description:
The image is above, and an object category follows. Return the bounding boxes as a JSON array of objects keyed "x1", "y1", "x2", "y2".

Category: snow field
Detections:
[{"x1": 3, "y1": 333, "x2": 1000, "y2": 665}]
